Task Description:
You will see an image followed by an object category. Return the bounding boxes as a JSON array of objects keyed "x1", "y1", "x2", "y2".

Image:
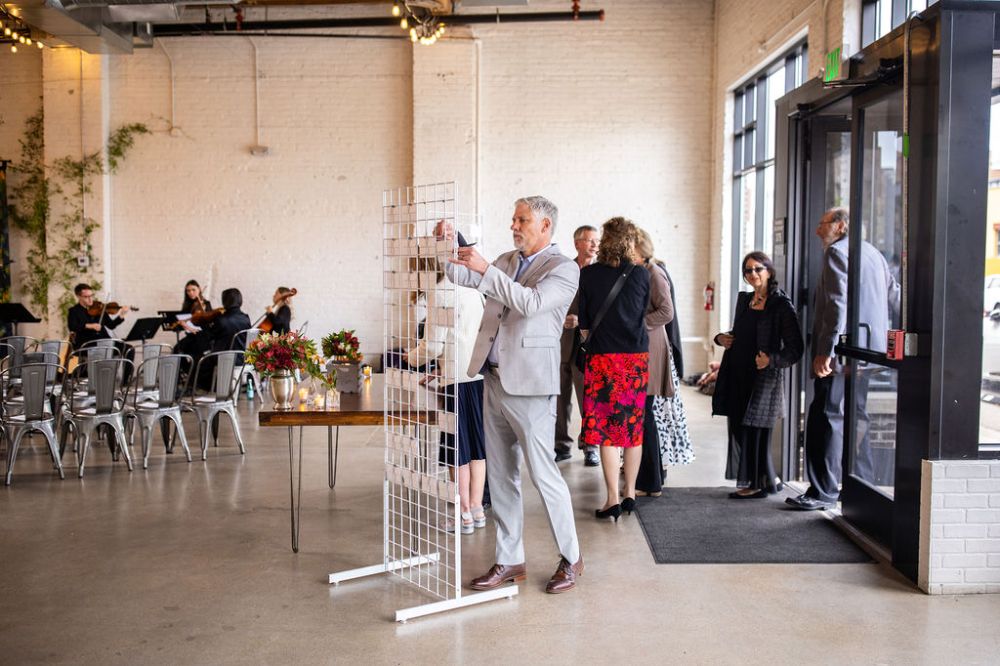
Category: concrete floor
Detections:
[{"x1": 2, "y1": 386, "x2": 999, "y2": 665}]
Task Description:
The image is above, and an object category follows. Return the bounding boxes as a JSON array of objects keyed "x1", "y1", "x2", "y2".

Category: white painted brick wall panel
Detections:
[
  {"x1": 929, "y1": 568, "x2": 965, "y2": 584},
  {"x1": 930, "y1": 509, "x2": 966, "y2": 525},
  {"x1": 964, "y1": 568, "x2": 1000, "y2": 584},
  {"x1": 942, "y1": 553, "x2": 988, "y2": 569},
  {"x1": 932, "y1": 479, "x2": 968, "y2": 493},
  {"x1": 967, "y1": 478, "x2": 1000, "y2": 493},
  {"x1": 929, "y1": 540, "x2": 965, "y2": 554},
  {"x1": 966, "y1": 509, "x2": 1000, "y2": 524},
  {"x1": 989, "y1": 554, "x2": 1000, "y2": 567},
  {"x1": 945, "y1": 465, "x2": 991, "y2": 479},
  {"x1": 943, "y1": 494, "x2": 989, "y2": 509},
  {"x1": 943, "y1": 524, "x2": 988, "y2": 539},
  {"x1": 964, "y1": 540, "x2": 1000, "y2": 553},
  {"x1": 991, "y1": 525, "x2": 1000, "y2": 539}
]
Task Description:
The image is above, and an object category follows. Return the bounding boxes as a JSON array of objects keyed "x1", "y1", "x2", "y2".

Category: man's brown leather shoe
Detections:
[
  {"x1": 545, "y1": 556, "x2": 584, "y2": 594},
  {"x1": 469, "y1": 563, "x2": 526, "y2": 590}
]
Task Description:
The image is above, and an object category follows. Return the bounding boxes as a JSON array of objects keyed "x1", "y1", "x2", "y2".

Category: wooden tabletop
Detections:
[{"x1": 258, "y1": 375, "x2": 384, "y2": 427}]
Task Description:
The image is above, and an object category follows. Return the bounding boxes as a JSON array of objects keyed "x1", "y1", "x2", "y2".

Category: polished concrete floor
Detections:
[{"x1": 2, "y1": 387, "x2": 999, "y2": 665}]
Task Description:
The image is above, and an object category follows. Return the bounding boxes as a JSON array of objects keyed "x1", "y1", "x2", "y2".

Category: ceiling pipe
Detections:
[{"x1": 150, "y1": 10, "x2": 604, "y2": 37}]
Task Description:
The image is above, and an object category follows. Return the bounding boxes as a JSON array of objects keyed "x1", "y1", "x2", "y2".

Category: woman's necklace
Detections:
[{"x1": 751, "y1": 292, "x2": 767, "y2": 309}]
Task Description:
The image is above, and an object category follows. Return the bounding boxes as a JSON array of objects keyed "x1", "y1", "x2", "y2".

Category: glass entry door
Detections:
[{"x1": 839, "y1": 89, "x2": 905, "y2": 544}]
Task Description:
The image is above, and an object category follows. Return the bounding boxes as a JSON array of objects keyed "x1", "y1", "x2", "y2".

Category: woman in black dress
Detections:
[{"x1": 712, "y1": 252, "x2": 803, "y2": 498}]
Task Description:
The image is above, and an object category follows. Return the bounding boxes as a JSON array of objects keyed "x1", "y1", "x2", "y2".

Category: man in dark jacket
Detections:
[
  {"x1": 67, "y1": 283, "x2": 129, "y2": 349},
  {"x1": 787, "y1": 208, "x2": 900, "y2": 511}
]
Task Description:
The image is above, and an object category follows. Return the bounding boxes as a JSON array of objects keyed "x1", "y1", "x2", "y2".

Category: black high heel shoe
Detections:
[
  {"x1": 595, "y1": 504, "x2": 622, "y2": 522},
  {"x1": 621, "y1": 497, "x2": 636, "y2": 515}
]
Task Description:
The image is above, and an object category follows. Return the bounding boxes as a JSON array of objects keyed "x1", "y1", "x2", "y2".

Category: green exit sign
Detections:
[{"x1": 824, "y1": 46, "x2": 842, "y2": 82}]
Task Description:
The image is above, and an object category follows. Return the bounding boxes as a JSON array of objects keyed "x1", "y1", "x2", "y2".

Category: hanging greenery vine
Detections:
[{"x1": 7, "y1": 107, "x2": 149, "y2": 322}]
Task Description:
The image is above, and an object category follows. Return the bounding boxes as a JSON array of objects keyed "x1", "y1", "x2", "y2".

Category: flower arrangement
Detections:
[
  {"x1": 244, "y1": 332, "x2": 323, "y2": 378},
  {"x1": 321, "y1": 329, "x2": 362, "y2": 362}
]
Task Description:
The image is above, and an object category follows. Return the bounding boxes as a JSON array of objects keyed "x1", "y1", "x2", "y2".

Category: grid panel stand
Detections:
[{"x1": 328, "y1": 182, "x2": 516, "y2": 622}]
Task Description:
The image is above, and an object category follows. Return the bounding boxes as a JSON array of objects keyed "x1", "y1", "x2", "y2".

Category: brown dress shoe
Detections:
[
  {"x1": 469, "y1": 563, "x2": 527, "y2": 590},
  {"x1": 545, "y1": 556, "x2": 584, "y2": 594}
]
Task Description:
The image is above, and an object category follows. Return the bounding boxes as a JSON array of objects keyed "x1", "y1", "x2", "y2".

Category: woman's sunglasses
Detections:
[{"x1": 742, "y1": 266, "x2": 767, "y2": 275}]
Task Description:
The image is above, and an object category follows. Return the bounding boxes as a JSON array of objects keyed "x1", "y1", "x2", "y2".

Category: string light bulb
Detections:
[
  {"x1": 400, "y1": 17, "x2": 408, "y2": 29},
  {"x1": 36, "y1": 40, "x2": 42, "y2": 49},
  {"x1": 391, "y1": 3, "x2": 400, "y2": 17},
  {"x1": 3, "y1": 27, "x2": 10, "y2": 37},
  {"x1": 409, "y1": 27, "x2": 417, "y2": 42},
  {"x1": 25, "y1": 37, "x2": 31, "y2": 45},
  {"x1": 10, "y1": 44, "x2": 16, "y2": 53}
]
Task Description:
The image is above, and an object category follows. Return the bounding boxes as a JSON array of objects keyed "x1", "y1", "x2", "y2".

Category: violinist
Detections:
[
  {"x1": 261, "y1": 287, "x2": 294, "y2": 335},
  {"x1": 67, "y1": 283, "x2": 130, "y2": 349},
  {"x1": 174, "y1": 280, "x2": 213, "y2": 357},
  {"x1": 194, "y1": 287, "x2": 251, "y2": 390}
]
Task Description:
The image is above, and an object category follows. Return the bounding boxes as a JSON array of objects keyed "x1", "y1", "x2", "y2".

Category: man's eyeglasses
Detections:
[{"x1": 742, "y1": 266, "x2": 767, "y2": 275}]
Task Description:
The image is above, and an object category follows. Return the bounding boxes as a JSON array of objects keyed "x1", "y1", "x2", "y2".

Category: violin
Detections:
[
  {"x1": 190, "y1": 307, "x2": 225, "y2": 326},
  {"x1": 257, "y1": 288, "x2": 297, "y2": 333},
  {"x1": 86, "y1": 301, "x2": 137, "y2": 317}
]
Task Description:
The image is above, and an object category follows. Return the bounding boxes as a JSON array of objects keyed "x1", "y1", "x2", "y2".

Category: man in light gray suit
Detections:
[
  {"x1": 787, "y1": 207, "x2": 900, "y2": 511},
  {"x1": 438, "y1": 195, "x2": 583, "y2": 594}
]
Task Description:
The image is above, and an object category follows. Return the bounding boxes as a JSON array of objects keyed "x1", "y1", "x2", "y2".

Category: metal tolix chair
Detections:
[
  {"x1": 60, "y1": 357, "x2": 134, "y2": 478},
  {"x1": 127, "y1": 353, "x2": 193, "y2": 469},
  {"x1": 1, "y1": 362, "x2": 65, "y2": 485},
  {"x1": 181, "y1": 350, "x2": 246, "y2": 460}
]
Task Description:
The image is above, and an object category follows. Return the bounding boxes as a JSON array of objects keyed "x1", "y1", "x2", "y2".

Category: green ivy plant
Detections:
[{"x1": 7, "y1": 107, "x2": 149, "y2": 326}]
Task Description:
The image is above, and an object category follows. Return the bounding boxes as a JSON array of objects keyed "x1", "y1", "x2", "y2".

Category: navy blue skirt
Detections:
[{"x1": 440, "y1": 379, "x2": 486, "y2": 466}]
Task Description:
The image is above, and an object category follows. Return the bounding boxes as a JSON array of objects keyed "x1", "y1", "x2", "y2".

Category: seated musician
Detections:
[
  {"x1": 67, "y1": 283, "x2": 130, "y2": 349},
  {"x1": 263, "y1": 287, "x2": 294, "y2": 335},
  {"x1": 194, "y1": 287, "x2": 252, "y2": 391},
  {"x1": 174, "y1": 279, "x2": 212, "y2": 357}
]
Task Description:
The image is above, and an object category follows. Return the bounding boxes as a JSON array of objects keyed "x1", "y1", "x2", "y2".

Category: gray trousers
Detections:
[{"x1": 483, "y1": 371, "x2": 581, "y2": 565}]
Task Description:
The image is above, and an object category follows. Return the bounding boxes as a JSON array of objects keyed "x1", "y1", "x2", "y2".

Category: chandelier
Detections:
[
  {"x1": 0, "y1": 7, "x2": 44, "y2": 53},
  {"x1": 391, "y1": 2, "x2": 446, "y2": 46}
]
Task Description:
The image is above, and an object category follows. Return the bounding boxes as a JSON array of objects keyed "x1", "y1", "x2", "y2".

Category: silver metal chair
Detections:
[
  {"x1": 1, "y1": 335, "x2": 39, "y2": 388},
  {"x1": 127, "y1": 353, "x2": 193, "y2": 469},
  {"x1": 135, "y1": 342, "x2": 173, "y2": 403},
  {"x1": 231, "y1": 327, "x2": 263, "y2": 404},
  {"x1": 1, "y1": 362, "x2": 65, "y2": 485},
  {"x1": 60, "y1": 357, "x2": 134, "y2": 478},
  {"x1": 182, "y1": 351, "x2": 246, "y2": 460},
  {"x1": 4, "y1": 351, "x2": 61, "y2": 417}
]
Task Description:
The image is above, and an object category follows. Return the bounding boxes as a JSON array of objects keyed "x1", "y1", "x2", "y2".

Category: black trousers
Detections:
[
  {"x1": 635, "y1": 395, "x2": 663, "y2": 494},
  {"x1": 554, "y1": 360, "x2": 586, "y2": 454},
  {"x1": 805, "y1": 372, "x2": 875, "y2": 502}
]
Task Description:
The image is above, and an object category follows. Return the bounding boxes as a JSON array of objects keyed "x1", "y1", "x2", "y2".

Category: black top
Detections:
[
  {"x1": 67, "y1": 303, "x2": 124, "y2": 349},
  {"x1": 264, "y1": 305, "x2": 291, "y2": 335},
  {"x1": 578, "y1": 260, "x2": 650, "y2": 354},
  {"x1": 181, "y1": 299, "x2": 212, "y2": 314},
  {"x1": 207, "y1": 308, "x2": 252, "y2": 354}
]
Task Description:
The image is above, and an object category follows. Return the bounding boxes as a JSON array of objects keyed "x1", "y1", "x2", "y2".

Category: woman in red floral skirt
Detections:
[{"x1": 578, "y1": 217, "x2": 650, "y2": 521}]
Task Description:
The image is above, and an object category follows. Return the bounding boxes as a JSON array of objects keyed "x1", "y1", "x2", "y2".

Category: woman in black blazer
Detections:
[
  {"x1": 712, "y1": 252, "x2": 803, "y2": 498},
  {"x1": 263, "y1": 287, "x2": 294, "y2": 335}
]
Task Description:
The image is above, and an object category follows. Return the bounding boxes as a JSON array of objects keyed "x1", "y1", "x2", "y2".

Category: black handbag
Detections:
[{"x1": 575, "y1": 264, "x2": 636, "y2": 372}]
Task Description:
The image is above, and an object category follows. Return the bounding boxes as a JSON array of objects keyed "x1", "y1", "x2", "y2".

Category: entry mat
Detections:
[{"x1": 634, "y1": 487, "x2": 873, "y2": 564}]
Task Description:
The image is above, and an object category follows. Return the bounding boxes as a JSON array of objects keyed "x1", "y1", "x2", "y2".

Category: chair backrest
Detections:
[
  {"x1": 133, "y1": 354, "x2": 190, "y2": 408},
  {"x1": 21, "y1": 351, "x2": 61, "y2": 385},
  {"x1": 1, "y1": 336, "x2": 38, "y2": 379},
  {"x1": 196, "y1": 351, "x2": 243, "y2": 402},
  {"x1": 2, "y1": 362, "x2": 60, "y2": 421},
  {"x1": 35, "y1": 339, "x2": 71, "y2": 369},
  {"x1": 230, "y1": 327, "x2": 259, "y2": 352},
  {"x1": 81, "y1": 338, "x2": 116, "y2": 349},
  {"x1": 73, "y1": 357, "x2": 132, "y2": 415},
  {"x1": 139, "y1": 343, "x2": 171, "y2": 391}
]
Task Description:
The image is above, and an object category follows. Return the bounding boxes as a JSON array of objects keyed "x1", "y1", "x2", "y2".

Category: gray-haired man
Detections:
[{"x1": 438, "y1": 195, "x2": 583, "y2": 594}]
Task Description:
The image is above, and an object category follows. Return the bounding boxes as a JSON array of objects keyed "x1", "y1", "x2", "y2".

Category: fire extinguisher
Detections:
[{"x1": 704, "y1": 281, "x2": 715, "y2": 311}]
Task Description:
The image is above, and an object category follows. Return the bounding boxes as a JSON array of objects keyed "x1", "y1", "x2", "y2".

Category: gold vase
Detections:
[{"x1": 269, "y1": 369, "x2": 294, "y2": 410}]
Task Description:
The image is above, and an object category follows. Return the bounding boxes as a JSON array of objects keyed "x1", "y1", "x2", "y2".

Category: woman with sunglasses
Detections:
[{"x1": 712, "y1": 252, "x2": 803, "y2": 498}]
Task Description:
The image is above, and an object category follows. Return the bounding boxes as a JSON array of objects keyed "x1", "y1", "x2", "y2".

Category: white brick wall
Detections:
[{"x1": 919, "y1": 459, "x2": 1000, "y2": 594}]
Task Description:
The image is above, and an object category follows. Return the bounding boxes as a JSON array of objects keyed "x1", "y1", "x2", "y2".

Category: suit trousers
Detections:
[
  {"x1": 554, "y1": 360, "x2": 586, "y2": 454},
  {"x1": 805, "y1": 371, "x2": 875, "y2": 502},
  {"x1": 483, "y1": 371, "x2": 580, "y2": 565}
]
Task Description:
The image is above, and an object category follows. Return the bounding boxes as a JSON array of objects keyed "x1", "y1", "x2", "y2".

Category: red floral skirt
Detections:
[{"x1": 581, "y1": 352, "x2": 649, "y2": 449}]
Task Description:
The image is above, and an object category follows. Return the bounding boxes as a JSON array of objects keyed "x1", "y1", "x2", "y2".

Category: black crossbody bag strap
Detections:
[{"x1": 587, "y1": 263, "x2": 636, "y2": 340}]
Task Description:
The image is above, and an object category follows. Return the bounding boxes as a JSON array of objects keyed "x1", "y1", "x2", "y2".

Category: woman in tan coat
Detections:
[{"x1": 635, "y1": 229, "x2": 675, "y2": 497}]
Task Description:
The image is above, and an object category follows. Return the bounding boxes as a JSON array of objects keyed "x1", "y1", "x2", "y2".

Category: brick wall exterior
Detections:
[{"x1": 919, "y1": 460, "x2": 1000, "y2": 594}]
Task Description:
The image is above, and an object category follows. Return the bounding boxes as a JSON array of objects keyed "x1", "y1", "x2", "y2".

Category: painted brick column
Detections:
[
  {"x1": 919, "y1": 459, "x2": 1000, "y2": 594},
  {"x1": 42, "y1": 48, "x2": 110, "y2": 336}
]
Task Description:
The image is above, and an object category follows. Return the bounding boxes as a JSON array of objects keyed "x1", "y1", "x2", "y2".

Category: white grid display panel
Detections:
[{"x1": 383, "y1": 182, "x2": 460, "y2": 601}]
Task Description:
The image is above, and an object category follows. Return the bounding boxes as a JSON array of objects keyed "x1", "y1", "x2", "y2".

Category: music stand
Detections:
[
  {"x1": 0, "y1": 303, "x2": 42, "y2": 336},
  {"x1": 124, "y1": 317, "x2": 164, "y2": 342}
]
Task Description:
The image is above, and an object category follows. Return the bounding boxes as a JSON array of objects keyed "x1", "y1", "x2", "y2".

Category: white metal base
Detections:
[
  {"x1": 328, "y1": 553, "x2": 440, "y2": 585},
  {"x1": 394, "y1": 586, "x2": 518, "y2": 623},
  {"x1": 328, "y1": 552, "x2": 518, "y2": 622}
]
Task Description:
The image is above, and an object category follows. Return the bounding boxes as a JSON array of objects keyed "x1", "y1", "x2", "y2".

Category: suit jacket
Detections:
[
  {"x1": 813, "y1": 236, "x2": 900, "y2": 371},
  {"x1": 447, "y1": 243, "x2": 579, "y2": 396},
  {"x1": 645, "y1": 263, "x2": 675, "y2": 398}
]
